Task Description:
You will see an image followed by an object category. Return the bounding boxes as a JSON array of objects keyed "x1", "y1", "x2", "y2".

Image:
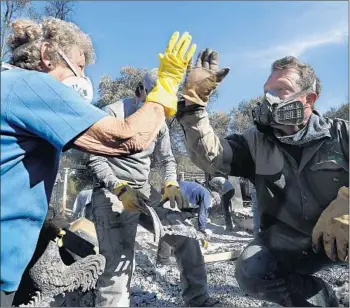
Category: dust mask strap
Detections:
[{"x1": 58, "y1": 48, "x2": 94, "y2": 104}]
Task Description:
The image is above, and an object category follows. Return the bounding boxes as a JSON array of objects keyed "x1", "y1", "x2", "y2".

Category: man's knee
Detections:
[{"x1": 235, "y1": 239, "x2": 278, "y2": 295}]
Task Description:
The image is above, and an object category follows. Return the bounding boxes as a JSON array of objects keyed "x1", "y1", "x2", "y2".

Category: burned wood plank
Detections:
[{"x1": 203, "y1": 250, "x2": 242, "y2": 263}]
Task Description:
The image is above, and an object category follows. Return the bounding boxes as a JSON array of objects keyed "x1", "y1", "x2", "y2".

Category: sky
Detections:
[{"x1": 31, "y1": 1, "x2": 348, "y2": 114}]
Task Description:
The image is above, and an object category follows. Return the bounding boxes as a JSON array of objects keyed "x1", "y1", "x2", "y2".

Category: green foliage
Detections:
[
  {"x1": 1, "y1": 0, "x2": 31, "y2": 61},
  {"x1": 323, "y1": 102, "x2": 349, "y2": 121},
  {"x1": 96, "y1": 66, "x2": 147, "y2": 108},
  {"x1": 1, "y1": 0, "x2": 77, "y2": 61},
  {"x1": 230, "y1": 96, "x2": 262, "y2": 134}
]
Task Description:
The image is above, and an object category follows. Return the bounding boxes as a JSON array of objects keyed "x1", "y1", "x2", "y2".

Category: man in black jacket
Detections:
[{"x1": 176, "y1": 49, "x2": 349, "y2": 306}]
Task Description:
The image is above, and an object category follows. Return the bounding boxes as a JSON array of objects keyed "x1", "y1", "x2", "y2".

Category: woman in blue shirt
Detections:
[{"x1": 1, "y1": 17, "x2": 195, "y2": 304}]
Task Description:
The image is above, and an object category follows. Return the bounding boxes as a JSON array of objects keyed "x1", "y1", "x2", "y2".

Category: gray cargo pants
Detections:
[{"x1": 92, "y1": 183, "x2": 209, "y2": 307}]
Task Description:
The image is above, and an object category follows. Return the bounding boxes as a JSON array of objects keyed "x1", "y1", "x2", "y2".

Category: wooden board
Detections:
[
  {"x1": 203, "y1": 250, "x2": 242, "y2": 263},
  {"x1": 69, "y1": 217, "x2": 97, "y2": 240}
]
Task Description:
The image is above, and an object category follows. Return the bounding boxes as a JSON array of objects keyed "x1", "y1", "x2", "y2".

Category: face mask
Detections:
[
  {"x1": 252, "y1": 91, "x2": 304, "y2": 126},
  {"x1": 57, "y1": 49, "x2": 94, "y2": 104},
  {"x1": 62, "y1": 76, "x2": 93, "y2": 104},
  {"x1": 252, "y1": 82, "x2": 316, "y2": 127}
]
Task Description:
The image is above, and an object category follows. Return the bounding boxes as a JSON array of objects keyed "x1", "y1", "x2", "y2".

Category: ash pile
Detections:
[
  {"x1": 19, "y1": 208, "x2": 349, "y2": 307},
  {"x1": 128, "y1": 212, "x2": 349, "y2": 307}
]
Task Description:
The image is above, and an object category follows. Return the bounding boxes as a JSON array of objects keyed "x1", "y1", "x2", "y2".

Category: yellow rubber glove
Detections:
[
  {"x1": 114, "y1": 181, "x2": 149, "y2": 213},
  {"x1": 161, "y1": 181, "x2": 189, "y2": 210},
  {"x1": 312, "y1": 186, "x2": 349, "y2": 262},
  {"x1": 146, "y1": 31, "x2": 196, "y2": 118}
]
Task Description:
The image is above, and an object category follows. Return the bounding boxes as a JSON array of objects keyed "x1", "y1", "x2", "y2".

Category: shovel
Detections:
[{"x1": 136, "y1": 198, "x2": 206, "y2": 245}]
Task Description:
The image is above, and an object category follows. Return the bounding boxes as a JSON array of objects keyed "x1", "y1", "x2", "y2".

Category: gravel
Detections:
[
  {"x1": 129, "y1": 214, "x2": 349, "y2": 307},
  {"x1": 53, "y1": 212, "x2": 348, "y2": 307}
]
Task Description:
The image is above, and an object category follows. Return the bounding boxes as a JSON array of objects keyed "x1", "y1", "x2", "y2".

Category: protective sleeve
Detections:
[
  {"x1": 153, "y1": 123, "x2": 178, "y2": 184},
  {"x1": 176, "y1": 101, "x2": 255, "y2": 178}
]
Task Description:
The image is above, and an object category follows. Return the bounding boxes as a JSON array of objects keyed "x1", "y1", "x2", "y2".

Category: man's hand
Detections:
[
  {"x1": 182, "y1": 48, "x2": 230, "y2": 106},
  {"x1": 161, "y1": 181, "x2": 189, "y2": 210},
  {"x1": 114, "y1": 182, "x2": 149, "y2": 213},
  {"x1": 312, "y1": 186, "x2": 349, "y2": 262}
]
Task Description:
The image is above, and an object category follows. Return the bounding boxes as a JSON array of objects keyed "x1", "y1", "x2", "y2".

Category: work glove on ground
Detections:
[
  {"x1": 312, "y1": 186, "x2": 349, "y2": 262},
  {"x1": 182, "y1": 48, "x2": 230, "y2": 106},
  {"x1": 161, "y1": 181, "x2": 189, "y2": 210},
  {"x1": 113, "y1": 181, "x2": 150, "y2": 213},
  {"x1": 146, "y1": 31, "x2": 196, "y2": 118}
]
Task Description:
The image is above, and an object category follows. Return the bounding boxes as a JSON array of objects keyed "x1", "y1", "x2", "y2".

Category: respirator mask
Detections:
[
  {"x1": 58, "y1": 49, "x2": 94, "y2": 104},
  {"x1": 252, "y1": 81, "x2": 316, "y2": 128}
]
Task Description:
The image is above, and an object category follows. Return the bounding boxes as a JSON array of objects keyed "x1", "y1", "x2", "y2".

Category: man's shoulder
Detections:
[
  {"x1": 102, "y1": 100, "x2": 126, "y2": 117},
  {"x1": 321, "y1": 116, "x2": 348, "y2": 142},
  {"x1": 324, "y1": 116, "x2": 348, "y2": 129},
  {"x1": 103, "y1": 98, "x2": 135, "y2": 118}
]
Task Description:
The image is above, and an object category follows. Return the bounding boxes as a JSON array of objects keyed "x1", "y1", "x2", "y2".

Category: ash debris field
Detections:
[
  {"x1": 129, "y1": 215, "x2": 349, "y2": 307},
  {"x1": 54, "y1": 213, "x2": 348, "y2": 307}
]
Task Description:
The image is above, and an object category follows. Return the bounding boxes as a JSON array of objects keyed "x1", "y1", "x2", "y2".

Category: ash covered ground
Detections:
[
  {"x1": 129, "y1": 215, "x2": 349, "y2": 307},
  {"x1": 55, "y1": 213, "x2": 348, "y2": 307}
]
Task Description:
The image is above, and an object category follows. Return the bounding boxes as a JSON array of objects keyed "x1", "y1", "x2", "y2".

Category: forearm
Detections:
[
  {"x1": 177, "y1": 102, "x2": 232, "y2": 175},
  {"x1": 162, "y1": 160, "x2": 178, "y2": 184},
  {"x1": 198, "y1": 201, "x2": 210, "y2": 231},
  {"x1": 74, "y1": 103, "x2": 165, "y2": 156},
  {"x1": 154, "y1": 125, "x2": 178, "y2": 184}
]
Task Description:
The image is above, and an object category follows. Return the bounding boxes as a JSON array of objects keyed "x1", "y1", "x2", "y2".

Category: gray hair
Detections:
[
  {"x1": 7, "y1": 17, "x2": 95, "y2": 71},
  {"x1": 271, "y1": 56, "x2": 321, "y2": 97}
]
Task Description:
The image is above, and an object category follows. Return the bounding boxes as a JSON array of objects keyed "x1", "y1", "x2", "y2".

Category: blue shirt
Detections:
[
  {"x1": 1, "y1": 68, "x2": 106, "y2": 291},
  {"x1": 179, "y1": 181, "x2": 212, "y2": 208}
]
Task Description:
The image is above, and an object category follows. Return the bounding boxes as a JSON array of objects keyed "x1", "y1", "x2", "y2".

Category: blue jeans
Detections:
[{"x1": 251, "y1": 191, "x2": 259, "y2": 234}]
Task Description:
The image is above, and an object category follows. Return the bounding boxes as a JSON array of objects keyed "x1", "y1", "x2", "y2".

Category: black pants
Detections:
[
  {"x1": 235, "y1": 234, "x2": 342, "y2": 307},
  {"x1": 0, "y1": 291, "x2": 15, "y2": 307},
  {"x1": 222, "y1": 189, "x2": 235, "y2": 230}
]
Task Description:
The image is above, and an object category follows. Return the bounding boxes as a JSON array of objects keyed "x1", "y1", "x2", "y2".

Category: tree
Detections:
[
  {"x1": 1, "y1": 0, "x2": 30, "y2": 61},
  {"x1": 43, "y1": 0, "x2": 76, "y2": 21},
  {"x1": 230, "y1": 97, "x2": 261, "y2": 134},
  {"x1": 323, "y1": 102, "x2": 349, "y2": 121},
  {"x1": 28, "y1": 0, "x2": 77, "y2": 22},
  {"x1": 97, "y1": 66, "x2": 147, "y2": 108},
  {"x1": 209, "y1": 111, "x2": 231, "y2": 138},
  {"x1": 1, "y1": 0, "x2": 77, "y2": 62}
]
